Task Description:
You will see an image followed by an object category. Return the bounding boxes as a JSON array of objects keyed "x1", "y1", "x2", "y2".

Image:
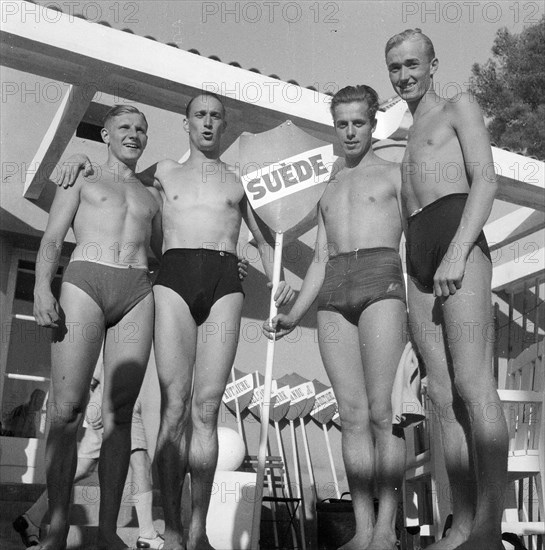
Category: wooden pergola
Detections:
[{"x1": 1, "y1": 0, "x2": 543, "y2": 289}]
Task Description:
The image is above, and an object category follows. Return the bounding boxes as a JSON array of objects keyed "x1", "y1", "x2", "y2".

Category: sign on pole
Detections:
[{"x1": 239, "y1": 122, "x2": 335, "y2": 550}]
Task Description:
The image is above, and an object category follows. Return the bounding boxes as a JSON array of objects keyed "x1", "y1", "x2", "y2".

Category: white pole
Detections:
[
  {"x1": 230, "y1": 368, "x2": 244, "y2": 440},
  {"x1": 300, "y1": 418, "x2": 317, "y2": 502},
  {"x1": 322, "y1": 423, "x2": 341, "y2": 499},
  {"x1": 250, "y1": 231, "x2": 284, "y2": 550},
  {"x1": 290, "y1": 419, "x2": 306, "y2": 550},
  {"x1": 275, "y1": 421, "x2": 291, "y2": 497}
]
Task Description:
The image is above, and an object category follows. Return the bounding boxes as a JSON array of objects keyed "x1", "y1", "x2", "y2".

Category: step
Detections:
[
  {"x1": 63, "y1": 522, "x2": 166, "y2": 549},
  {"x1": 0, "y1": 501, "x2": 164, "y2": 529},
  {"x1": 1, "y1": 519, "x2": 166, "y2": 550}
]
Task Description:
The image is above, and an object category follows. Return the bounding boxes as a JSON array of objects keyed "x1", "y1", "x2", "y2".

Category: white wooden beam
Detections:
[
  {"x1": 485, "y1": 208, "x2": 545, "y2": 250},
  {"x1": 23, "y1": 84, "x2": 94, "y2": 199},
  {"x1": 493, "y1": 148, "x2": 545, "y2": 212},
  {"x1": 1, "y1": 4, "x2": 326, "y2": 124},
  {"x1": 492, "y1": 244, "x2": 545, "y2": 291}
]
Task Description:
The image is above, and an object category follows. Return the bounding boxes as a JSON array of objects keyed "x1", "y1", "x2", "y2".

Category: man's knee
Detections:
[
  {"x1": 47, "y1": 399, "x2": 86, "y2": 428},
  {"x1": 368, "y1": 401, "x2": 393, "y2": 431},
  {"x1": 337, "y1": 402, "x2": 369, "y2": 431},
  {"x1": 426, "y1": 375, "x2": 454, "y2": 408},
  {"x1": 192, "y1": 395, "x2": 221, "y2": 427},
  {"x1": 161, "y1": 397, "x2": 191, "y2": 426}
]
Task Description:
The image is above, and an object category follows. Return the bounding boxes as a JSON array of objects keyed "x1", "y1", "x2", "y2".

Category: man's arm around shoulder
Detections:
[{"x1": 137, "y1": 159, "x2": 179, "y2": 189}]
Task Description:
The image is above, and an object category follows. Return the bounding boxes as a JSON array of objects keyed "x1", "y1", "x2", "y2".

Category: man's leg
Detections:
[
  {"x1": 129, "y1": 449, "x2": 165, "y2": 549},
  {"x1": 154, "y1": 286, "x2": 198, "y2": 550},
  {"x1": 37, "y1": 284, "x2": 105, "y2": 550},
  {"x1": 408, "y1": 277, "x2": 476, "y2": 550},
  {"x1": 317, "y1": 310, "x2": 375, "y2": 550},
  {"x1": 440, "y1": 251, "x2": 507, "y2": 550},
  {"x1": 98, "y1": 292, "x2": 154, "y2": 550},
  {"x1": 188, "y1": 292, "x2": 244, "y2": 550},
  {"x1": 358, "y1": 300, "x2": 407, "y2": 550}
]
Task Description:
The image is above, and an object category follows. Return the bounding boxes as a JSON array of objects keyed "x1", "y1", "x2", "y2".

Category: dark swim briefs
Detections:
[
  {"x1": 153, "y1": 248, "x2": 244, "y2": 326},
  {"x1": 317, "y1": 247, "x2": 406, "y2": 326},
  {"x1": 63, "y1": 260, "x2": 152, "y2": 327},
  {"x1": 405, "y1": 193, "x2": 492, "y2": 292}
]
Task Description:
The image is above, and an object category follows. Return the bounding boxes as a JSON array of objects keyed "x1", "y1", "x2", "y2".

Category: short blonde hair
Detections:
[
  {"x1": 385, "y1": 29, "x2": 435, "y2": 61},
  {"x1": 103, "y1": 105, "x2": 148, "y2": 128}
]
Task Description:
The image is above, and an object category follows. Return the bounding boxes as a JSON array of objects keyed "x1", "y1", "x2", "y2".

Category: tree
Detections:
[{"x1": 469, "y1": 16, "x2": 545, "y2": 158}]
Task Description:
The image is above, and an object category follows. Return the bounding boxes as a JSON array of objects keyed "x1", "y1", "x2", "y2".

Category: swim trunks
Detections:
[
  {"x1": 78, "y1": 397, "x2": 148, "y2": 459},
  {"x1": 405, "y1": 193, "x2": 492, "y2": 292},
  {"x1": 318, "y1": 247, "x2": 406, "y2": 326},
  {"x1": 62, "y1": 261, "x2": 152, "y2": 328},
  {"x1": 153, "y1": 248, "x2": 244, "y2": 326}
]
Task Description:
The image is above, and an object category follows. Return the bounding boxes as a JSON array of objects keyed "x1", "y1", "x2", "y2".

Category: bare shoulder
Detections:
[
  {"x1": 224, "y1": 161, "x2": 238, "y2": 175},
  {"x1": 445, "y1": 92, "x2": 485, "y2": 125},
  {"x1": 223, "y1": 161, "x2": 241, "y2": 184},
  {"x1": 156, "y1": 158, "x2": 181, "y2": 174},
  {"x1": 373, "y1": 155, "x2": 401, "y2": 190},
  {"x1": 330, "y1": 157, "x2": 346, "y2": 180},
  {"x1": 152, "y1": 158, "x2": 185, "y2": 189},
  {"x1": 320, "y1": 158, "x2": 345, "y2": 203}
]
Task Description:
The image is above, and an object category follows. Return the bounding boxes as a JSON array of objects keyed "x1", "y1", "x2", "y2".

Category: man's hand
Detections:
[
  {"x1": 433, "y1": 251, "x2": 467, "y2": 297},
  {"x1": 262, "y1": 313, "x2": 298, "y2": 341},
  {"x1": 268, "y1": 281, "x2": 295, "y2": 307},
  {"x1": 53, "y1": 154, "x2": 93, "y2": 188},
  {"x1": 33, "y1": 289, "x2": 61, "y2": 327},
  {"x1": 237, "y1": 257, "x2": 249, "y2": 280}
]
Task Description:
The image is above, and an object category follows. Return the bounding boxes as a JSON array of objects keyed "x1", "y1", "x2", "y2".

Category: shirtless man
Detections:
[
  {"x1": 385, "y1": 29, "x2": 508, "y2": 550},
  {"x1": 34, "y1": 105, "x2": 160, "y2": 550},
  {"x1": 146, "y1": 93, "x2": 292, "y2": 550},
  {"x1": 264, "y1": 85, "x2": 406, "y2": 550},
  {"x1": 58, "y1": 92, "x2": 293, "y2": 550}
]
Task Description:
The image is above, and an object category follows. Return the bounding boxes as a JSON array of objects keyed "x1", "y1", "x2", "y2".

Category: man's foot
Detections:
[
  {"x1": 425, "y1": 531, "x2": 468, "y2": 550},
  {"x1": 186, "y1": 532, "x2": 214, "y2": 550},
  {"x1": 26, "y1": 539, "x2": 67, "y2": 550},
  {"x1": 161, "y1": 527, "x2": 184, "y2": 550},
  {"x1": 137, "y1": 533, "x2": 165, "y2": 549},
  {"x1": 97, "y1": 530, "x2": 131, "y2": 550},
  {"x1": 13, "y1": 514, "x2": 40, "y2": 547},
  {"x1": 453, "y1": 534, "x2": 505, "y2": 550},
  {"x1": 366, "y1": 532, "x2": 400, "y2": 550},
  {"x1": 338, "y1": 532, "x2": 372, "y2": 550}
]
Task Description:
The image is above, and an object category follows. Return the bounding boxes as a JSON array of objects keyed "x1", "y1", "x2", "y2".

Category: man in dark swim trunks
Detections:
[
  {"x1": 386, "y1": 29, "x2": 508, "y2": 550},
  {"x1": 33, "y1": 105, "x2": 161, "y2": 550},
  {"x1": 264, "y1": 85, "x2": 407, "y2": 550},
  {"x1": 54, "y1": 93, "x2": 293, "y2": 550},
  {"x1": 144, "y1": 93, "x2": 293, "y2": 550}
]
